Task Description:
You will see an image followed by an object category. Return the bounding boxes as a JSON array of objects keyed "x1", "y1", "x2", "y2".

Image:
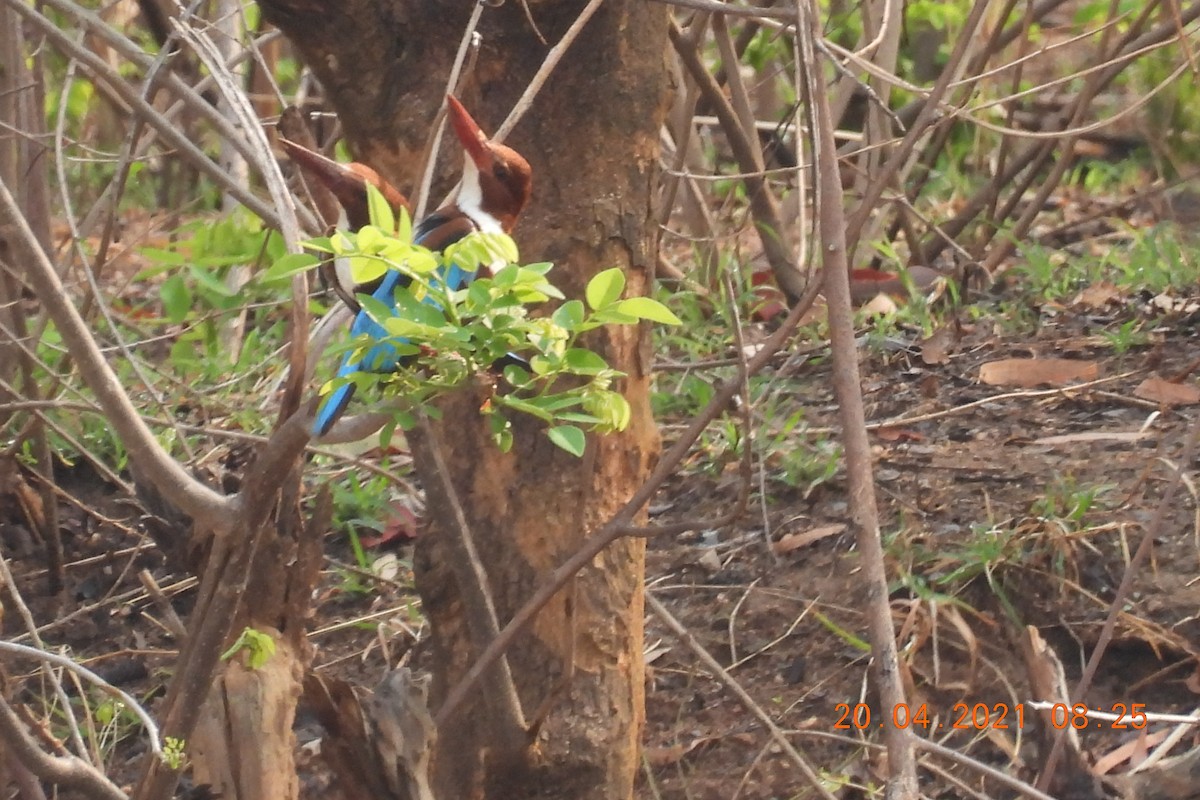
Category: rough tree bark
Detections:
[
  {"x1": 186, "y1": 476, "x2": 326, "y2": 800},
  {"x1": 258, "y1": 1, "x2": 669, "y2": 798}
]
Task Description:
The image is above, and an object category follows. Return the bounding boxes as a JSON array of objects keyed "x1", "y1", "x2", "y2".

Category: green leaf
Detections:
[
  {"x1": 160, "y1": 274, "x2": 191, "y2": 323},
  {"x1": 585, "y1": 268, "x2": 625, "y2": 311},
  {"x1": 444, "y1": 232, "x2": 518, "y2": 277},
  {"x1": 264, "y1": 230, "x2": 287, "y2": 262},
  {"x1": 547, "y1": 425, "x2": 587, "y2": 457},
  {"x1": 555, "y1": 411, "x2": 603, "y2": 425},
  {"x1": 523, "y1": 261, "x2": 554, "y2": 275},
  {"x1": 403, "y1": 249, "x2": 440, "y2": 275},
  {"x1": 188, "y1": 265, "x2": 239, "y2": 298},
  {"x1": 357, "y1": 225, "x2": 386, "y2": 252},
  {"x1": 552, "y1": 300, "x2": 585, "y2": 329},
  {"x1": 303, "y1": 236, "x2": 334, "y2": 255},
  {"x1": 379, "y1": 419, "x2": 398, "y2": 450},
  {"x1": 491, "y1": 263, "x2": 519, "y2": 287},
  {"x1": 221, "y1": 628, "x2": 277, "y2": 669},
  {"x1": 261, "y1": 252, "x2": 319, "y2": 283},
  {"x1": 365, "y1": 184, "x2": 396, "y2": 233},
  {"x1": 585, "y1": 391, "x2": 631, "y2": 432},
  {"x1": 564, "y1": 348, "x2": 609, "y2": 374},
  {"x1": 500, "y1": 396, "x2": 555, "y2": 422},
  {"x1": 330, "y1": 231, "x2": 356, "y2": 255},
  {"x1": 501, "y1": 363, "x2": 531, "y2": 386},
  {"x1": 467, "y1": 280, "x2": 492, "y2": 310},
  {"x1": 614, "y1": 296, "x2": 682, "y2": 325},
  {"x1": 488, "y1": 412, "x2": 513, "y2": 452},
  {"x1": 396, "y1": 206, "x2": 413, "y2": 242},
  {"x1": 139, "y1": 247, "x2": 187, "y2": 267}
]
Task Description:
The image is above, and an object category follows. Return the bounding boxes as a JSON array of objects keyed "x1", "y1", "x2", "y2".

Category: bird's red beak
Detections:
[{"x1": 446, "y1": 94, "x2": 492, "y2": 171}]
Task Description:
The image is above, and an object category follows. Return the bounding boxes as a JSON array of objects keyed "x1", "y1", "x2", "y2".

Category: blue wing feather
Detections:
[{"x1": 312, "y1": 213, "x2": 480, "y2": 436}]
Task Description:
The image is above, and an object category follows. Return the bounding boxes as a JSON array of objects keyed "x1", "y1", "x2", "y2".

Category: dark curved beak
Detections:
[{"x1": 279, "y1": 137, "x2": 362, "y2": 194}]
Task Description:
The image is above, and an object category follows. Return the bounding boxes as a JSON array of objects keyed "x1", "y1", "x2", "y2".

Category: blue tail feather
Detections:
[{"x1": 312, "y1": 376, "x2": 355, "y2": 436}]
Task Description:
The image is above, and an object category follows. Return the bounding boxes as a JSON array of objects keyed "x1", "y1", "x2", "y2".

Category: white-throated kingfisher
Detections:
[
  {"x1": 310, "y1": 95, "x2": 532, "y2": 437},
  {"x1": 279, "y1": 136, "x2": 411, "y2": 309}
]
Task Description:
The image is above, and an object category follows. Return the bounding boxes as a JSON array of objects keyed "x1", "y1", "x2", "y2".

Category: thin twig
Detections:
[
  {"x1": 646, "y1": 0, "x2": 798, "y2": 21},
  {"x1": 646, "y1": 592, "x2": 839, "y2": 800},
  {"x1": 413, "y1": 0, "x2": 487, "y2": 220},
  {"x1": 493, "y1": 0, "x2": 608, "y2": 142},
  {"x1": 916, "y1": 737, "x2": 1057, "y2": 800},
  {"x1": 0, "y1": 550, "x2": 89, "y2": 761},
  {"x1": 798, "y1": 0, "x2": 917, "y2": 792},
  {"x1": 0, "y1": 640, "x2": 163, "y2": 756},
  {"x1": 669, "y1": 17, "x2": 803, "y2": 301},
  {"x1": 0, "y1": 695, "x2": 129, "y2": 800},
  {"x1": 3, "y1": 0, "x2": 279, "y2": 225},
  {"x1": 0, "y1": 180, "x2": 235, "y2": 531}
]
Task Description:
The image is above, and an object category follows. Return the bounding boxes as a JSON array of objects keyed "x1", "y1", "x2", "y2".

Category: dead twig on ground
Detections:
[{"x1": 646, "y1": 591, "x2": 838, "y2": 800}]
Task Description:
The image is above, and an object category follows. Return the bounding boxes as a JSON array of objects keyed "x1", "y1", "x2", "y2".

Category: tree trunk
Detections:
[
  {"x1": 258, "y1": 1, "x2": 669, "y2": 798},
  {"x1": 183, "y1": 475, "x2": 325, "y2": 800},
  {"x1": 191, "y1": 637, "x2": 306, "y2": 800}
]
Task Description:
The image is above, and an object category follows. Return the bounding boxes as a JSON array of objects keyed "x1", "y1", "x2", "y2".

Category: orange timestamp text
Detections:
[{"x1": 834, "y1": 702, "x2": 1149, "y2": 731}]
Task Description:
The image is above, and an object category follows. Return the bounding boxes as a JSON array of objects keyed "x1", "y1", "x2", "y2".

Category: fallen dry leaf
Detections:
[
  {"x1": 979, "y1": 357, "x2": 1099, "y2": 388},
  {"x1": 860, "y1": 292, "x2": 898, "y2": 316},
  {"x1": 1187, "y1": 663, "x2": 1200, "y2": 694},
  {"x1": 848, "y1": 266, "x2": 945, "y2": 305},
  {"x1": 360, "y1": 501, "x2": 421, "y2": 547},
  {"x1": 1133, "y1": 377, "x2": 1200, "y2": 406},
  {"x1": 750, "y1": 266, "x2": 788, "y2": 322},
  {"x1": 919, "y1": 320, "x2": 961, "y2": 365},
  {"x1": 849, "y1": 268, "x2": 904, "y2": 305},
  {"x1": 1092, "y1": 728, "x2": 1168, "y2": 775},
  {"x1": 773, "y1": 523, "x2": 846, "y2": 554},
  {"x1": 1072, "y1": 281, "x2": 1124, "y2": 309}
]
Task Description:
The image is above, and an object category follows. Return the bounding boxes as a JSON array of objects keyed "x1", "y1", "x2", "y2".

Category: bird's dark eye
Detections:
[{"x1": 494, "y1": 162, "x2": 510, "y2": 180}]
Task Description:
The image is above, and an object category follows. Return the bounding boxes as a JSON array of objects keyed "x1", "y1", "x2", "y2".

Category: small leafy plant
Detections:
[
  {"x1": 280, "y1": 185, "x2": 681, "y2": 455},
  {"x1": 161, "y1": 737, "x2": 188, "y2": 770},
  {"x1": 221, "y1": 627, "x2": 277, "y2": 669}
]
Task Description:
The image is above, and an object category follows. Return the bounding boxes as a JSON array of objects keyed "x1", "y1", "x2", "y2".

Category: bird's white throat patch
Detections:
[{"x1": 457, "y1": 159, "x2": 503, "y2": 234}]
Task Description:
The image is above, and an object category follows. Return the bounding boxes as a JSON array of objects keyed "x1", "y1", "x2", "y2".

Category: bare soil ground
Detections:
[
  {"x1": 2, "y1": 219, "x2": 1199, "y2": 800},
  {"x1": 642, "y1": 302, "x2": 1200, "y2": 798}
]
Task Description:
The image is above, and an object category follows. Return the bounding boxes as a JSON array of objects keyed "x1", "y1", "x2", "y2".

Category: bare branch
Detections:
[
  {"x1": 0, "y1": 640, "x2": 163, "y2": 756},
  {"x1": 669, "y1": 17, "x2": 804, "y2": 301},
  {"x1": 2, "y1": 0, "x2": 280, "y2": 225},
  {"x1": 0, "y1": 695, "x2": 129, "y2": 800},
  {"x1": 797, "y1": 0, "x2": 917, "y2": 792},
  {"x1": 647, "y1": 0, "x2": 798, "y2": 22},
  {"x1": 0, "y1": 180, "x2": 236, "y2": 532}
]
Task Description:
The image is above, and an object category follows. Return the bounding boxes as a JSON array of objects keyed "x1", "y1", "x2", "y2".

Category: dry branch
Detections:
[
  {"x1": 797, "y1": 0, "x2": 917, "y2": 793},
  {"x1": 669, "y1": 17, "x2": 805, "y2": 301},
  {"x1": 0, "y1": 695, "x2": 128, "y2": 800},
  {"x1": 0, "y1": 180, "x2": 235, "y2": 532}
]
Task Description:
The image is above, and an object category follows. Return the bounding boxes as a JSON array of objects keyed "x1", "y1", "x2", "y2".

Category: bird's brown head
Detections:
[
  {"x1": 279, "y1": 137, "x2": 410, "y2": 231},
  {"x1": 446, "y1": 94, "x2": 532, "y2": 232}
]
